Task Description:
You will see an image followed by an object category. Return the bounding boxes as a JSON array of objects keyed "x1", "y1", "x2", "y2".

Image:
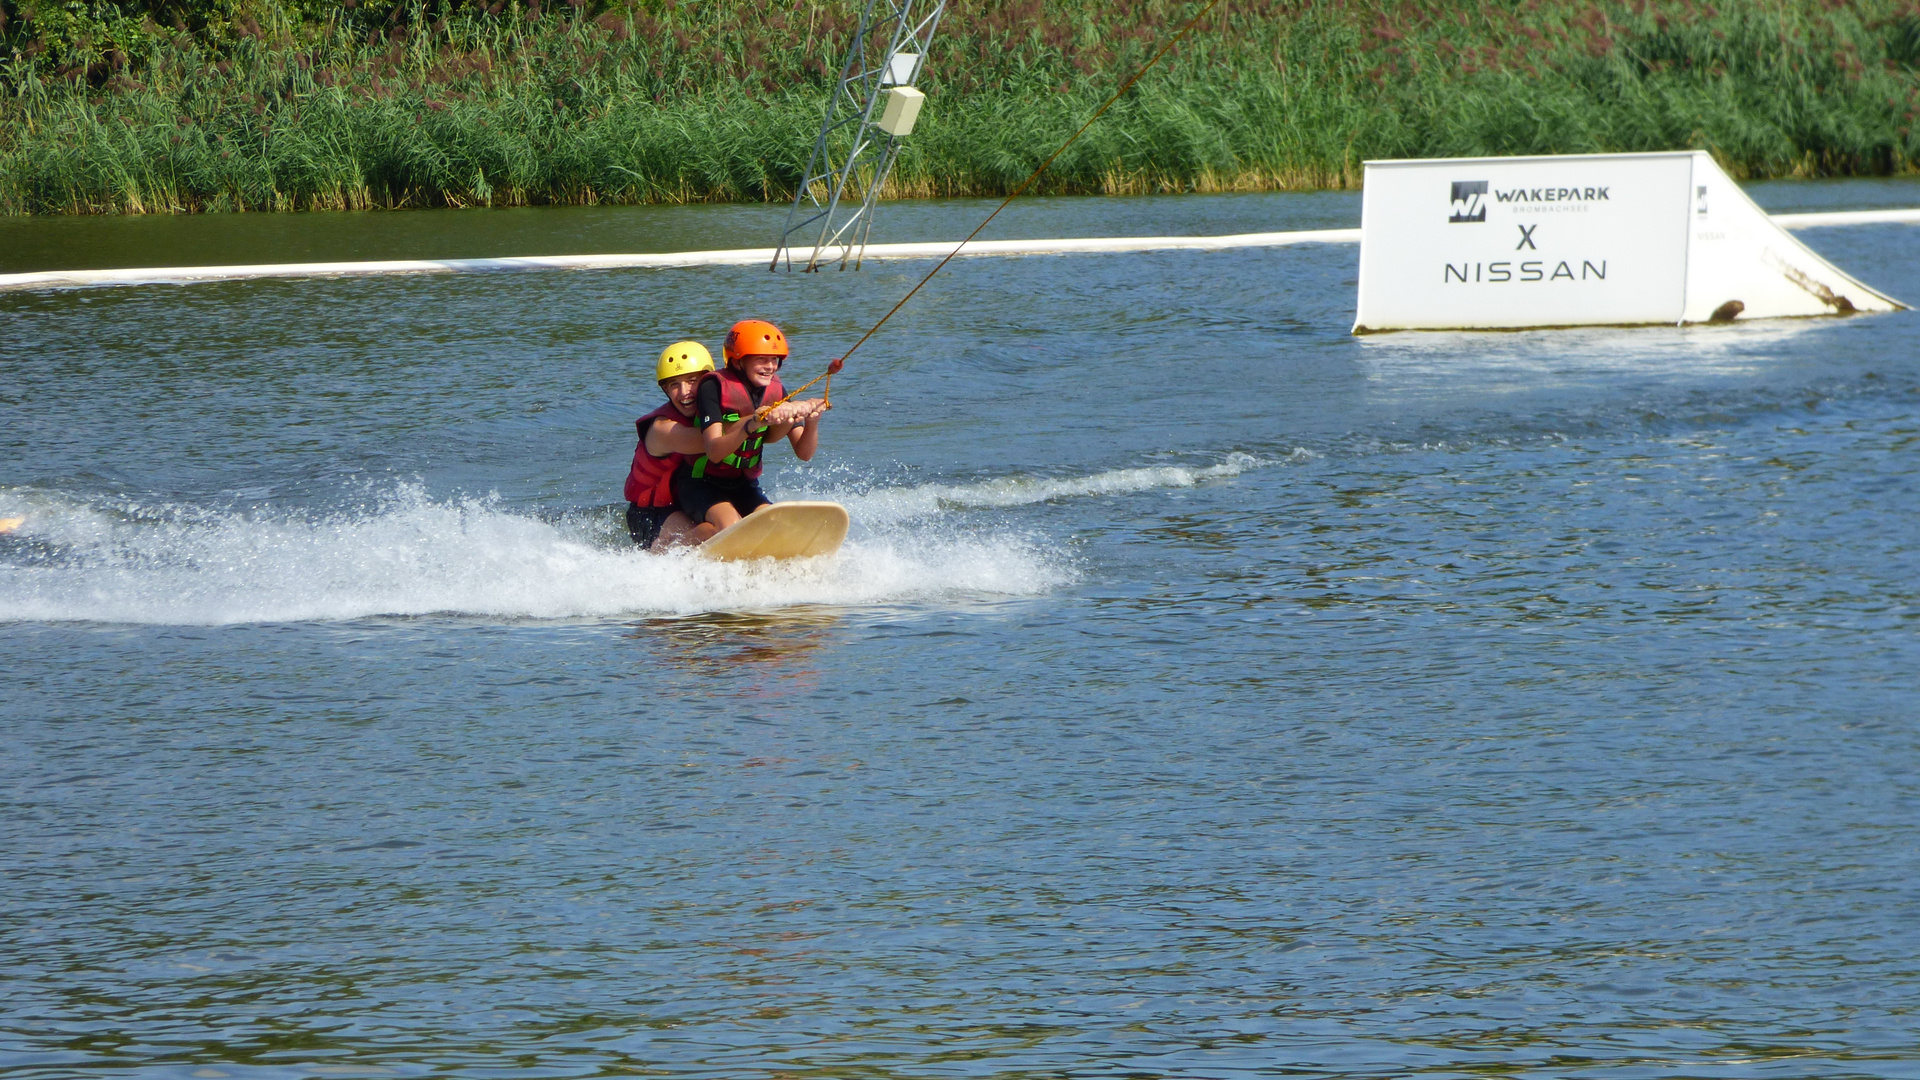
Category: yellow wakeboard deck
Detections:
[{"x1": 696, "y1": 501, "x2": 849, "y2": 562}]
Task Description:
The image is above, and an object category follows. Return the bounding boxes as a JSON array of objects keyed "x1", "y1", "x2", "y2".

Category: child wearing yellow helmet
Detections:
[
  {"x1": 675, "y1": 319, "x2": 829, "y2": 532},
  {"x1": 623, "y1": 341, "x2": 724, "y2": 551}
]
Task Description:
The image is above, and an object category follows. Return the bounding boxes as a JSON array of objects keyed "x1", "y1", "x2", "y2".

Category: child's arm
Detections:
[
  {"x1": 700, "y1": 414, "x2": 759, "y2": 461},
  {"x1": 787, "y1": 400, "x2": 826, "y2": 461},
  {"x1": 755, "y1": 399, "x2": 824, "y2": 450},
  {"x1": 694, "y1": 379, "x2": 762, "y2": 462},
  {"x1": 644, "y1": 419, "x2": 708, "y2": 457}
]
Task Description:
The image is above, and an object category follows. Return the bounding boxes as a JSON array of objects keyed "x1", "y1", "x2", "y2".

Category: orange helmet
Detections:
[{"x1": 723, "y1": 319, "x2": 789, "y2": 368}]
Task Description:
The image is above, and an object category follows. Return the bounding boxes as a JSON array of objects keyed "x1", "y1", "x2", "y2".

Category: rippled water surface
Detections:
[{"x1": 4, "y1": 184, "x2": 1919, "y2": 1078}]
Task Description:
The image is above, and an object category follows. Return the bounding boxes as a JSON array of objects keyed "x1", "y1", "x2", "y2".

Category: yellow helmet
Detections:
[{"x1": 655, "y1": 341, "x2": 714, "y2": 383}]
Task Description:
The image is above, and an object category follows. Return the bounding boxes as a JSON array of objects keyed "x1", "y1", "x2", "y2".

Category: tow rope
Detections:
[{"x1": 760, "y1": 0, "x2": 1229, "y2": 420}]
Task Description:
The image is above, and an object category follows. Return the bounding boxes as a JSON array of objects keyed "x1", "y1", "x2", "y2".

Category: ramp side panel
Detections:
[{"x1": 1682, "y1": 153, "x2": 1905, "y2": 321}]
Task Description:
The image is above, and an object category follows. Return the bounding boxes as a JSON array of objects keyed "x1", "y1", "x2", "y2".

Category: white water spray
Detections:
[{"x1": 0, "y1": 456, "x2": 1280, "y2": 626}]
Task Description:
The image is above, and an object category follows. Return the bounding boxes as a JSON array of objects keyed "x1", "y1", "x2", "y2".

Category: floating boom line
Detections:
[
  {"x1": 0, "y1": 229, "x2": 1367, "y2": 292},
  {"x1": 4, "y1": 212, "x2": 1914, "y2": 294}
]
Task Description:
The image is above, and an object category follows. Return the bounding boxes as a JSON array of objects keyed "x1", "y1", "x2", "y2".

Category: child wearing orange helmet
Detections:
[{"x1": 674, "y1": 319, "x2": 828, "y2": 532}]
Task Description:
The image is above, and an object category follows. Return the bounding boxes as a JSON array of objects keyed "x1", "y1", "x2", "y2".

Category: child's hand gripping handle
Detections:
[{"x1": 754, "y1": 359, "x2": 843, "y2": 423}]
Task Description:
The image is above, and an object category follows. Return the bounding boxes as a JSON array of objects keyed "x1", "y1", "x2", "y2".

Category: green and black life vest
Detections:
[{"x1": 689, "y1": 367, "x2": 786, "y2": 481}]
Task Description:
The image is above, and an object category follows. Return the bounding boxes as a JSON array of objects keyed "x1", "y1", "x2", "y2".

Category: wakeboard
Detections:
[{"x1": 696, "y1": 501, "x2": 849, "y2": 562}]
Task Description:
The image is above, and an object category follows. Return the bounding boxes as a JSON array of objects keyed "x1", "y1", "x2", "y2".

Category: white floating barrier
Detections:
[
  {"x1": 1353, "y1": 150, "x2": 1906, "y2": 333},
  {"x1": 0, "y1": 228, "x2": 1360, "y2": 293},
  {"x1": 0, "y1": 192, "x2": 1911, "y2": 296}
]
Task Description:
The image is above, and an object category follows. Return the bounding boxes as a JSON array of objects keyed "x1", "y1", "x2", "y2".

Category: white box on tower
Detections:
[{"x1": 876, "y1": 86, "x2": 925, "y2": 138}]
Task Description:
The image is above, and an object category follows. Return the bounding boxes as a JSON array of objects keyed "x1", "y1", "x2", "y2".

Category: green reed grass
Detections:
[{"x1": 2, "y1": 0, "x2": 1918, "y2": 214}]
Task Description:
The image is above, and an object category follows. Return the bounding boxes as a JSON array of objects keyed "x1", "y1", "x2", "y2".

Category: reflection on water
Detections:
[
  {"x1": 635, "y1": 609, "x2": 843, "y2": 672},
  {"x1": 1353, "y1": 315, "x2": 1832, "y2": 377},
  {"x1": 0, "y1": 190, "x2": 1368, "y2": 274}
]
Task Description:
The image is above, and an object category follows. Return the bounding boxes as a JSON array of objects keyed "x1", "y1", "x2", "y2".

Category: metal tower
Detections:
[{"x1": 772, "y1": 0, "x2": 947, "y2": 272}]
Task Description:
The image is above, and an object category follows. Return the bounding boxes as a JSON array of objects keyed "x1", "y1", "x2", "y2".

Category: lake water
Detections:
[{"x1": 3, "y1": 182, "x2": 1919, "y2": 1078}]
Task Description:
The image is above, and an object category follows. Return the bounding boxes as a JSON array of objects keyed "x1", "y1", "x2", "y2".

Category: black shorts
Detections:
[
  {"x1": 675, "y1": 473, "x2": 770, "y2": 525},
  {"x1": 626, "y1": 503, "x2": 677, "y2": 548}
]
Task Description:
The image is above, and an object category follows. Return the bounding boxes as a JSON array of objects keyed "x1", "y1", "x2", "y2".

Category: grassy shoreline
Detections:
[{"x1": 3, "y1": 1, "x2": 1918, "y2": 215}]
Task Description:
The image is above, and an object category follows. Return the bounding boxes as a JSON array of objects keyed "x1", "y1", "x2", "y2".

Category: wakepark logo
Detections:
[{"x1": 1449, "y1": 181, "x2": 1488, "y2": 223}]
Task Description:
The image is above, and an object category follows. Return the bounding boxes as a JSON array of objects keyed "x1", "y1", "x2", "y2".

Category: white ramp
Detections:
[{"x1": 1353, "y1": 151, "x2": 1905, "y2": 333}]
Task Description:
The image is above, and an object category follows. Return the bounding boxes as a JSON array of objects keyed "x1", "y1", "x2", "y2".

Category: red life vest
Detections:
[
  {"x1": 624, "y1": 401, "x2": 697, "y2": 507},
  {"x1": 689, "y1": 367, "x2": 785, "y2": 481}
]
